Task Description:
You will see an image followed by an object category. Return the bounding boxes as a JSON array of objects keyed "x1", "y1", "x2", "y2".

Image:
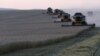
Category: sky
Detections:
[{"x1": 0, "y1": 0, "x2": 100, "y2": 9}]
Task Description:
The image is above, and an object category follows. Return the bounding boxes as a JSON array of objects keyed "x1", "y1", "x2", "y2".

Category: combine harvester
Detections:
[
  {"x1": 61, "y1": 12, "x2": 95, "y2": 27},
  {"x1": 52, "y1": 9, "x2": 64, "y2": 18},
  {"x1": 46, "y1": 8, "x2": 70, "y2": 23},
  {"x1": 54, "y1": 12, "x2": 72, "y2": 23},
  {"x1": 46, "y1": 7, "x2": 95, "y2": 27}
]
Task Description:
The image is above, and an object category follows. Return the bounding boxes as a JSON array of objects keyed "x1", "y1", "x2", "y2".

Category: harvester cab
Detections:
[
  {"x1": 54, "y1": 9, "x2": 61, "y2": 15},
  {"x1": 47, "y1": 7, "x2": 53, "y2": 15},
  {"x1": 72, "y1": 12, "x2": 87, "y2": 25},
  {"x1": 61, "y1": 13, "x2": 71, "y2": 22},
  {"x1": 57, "y1": 10, "x2": 64, "y2": 18}
]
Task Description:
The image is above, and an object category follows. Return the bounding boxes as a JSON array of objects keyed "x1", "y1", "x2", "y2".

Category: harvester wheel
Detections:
[
  {"x1": 72, "y1": 22, "x2": 75, "y2": 25},
  {"x1": 68, "y1": 19, "x2": 71, "y2": 22},
  {"x1": 82, "y1": 21, "x2": 87, "y2": 25},
  {"x1": 61, "y1": 19, "x2": 63, "y2": 22}
]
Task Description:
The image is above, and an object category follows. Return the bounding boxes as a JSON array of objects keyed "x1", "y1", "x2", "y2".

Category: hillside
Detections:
[{"x1": 0, "y1": 8, "x2": 16, "y2": 10}]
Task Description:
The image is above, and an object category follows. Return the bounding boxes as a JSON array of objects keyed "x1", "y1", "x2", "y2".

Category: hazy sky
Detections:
[{"x1": 0, "y1": 0, "x2": 100, "y2": 9}]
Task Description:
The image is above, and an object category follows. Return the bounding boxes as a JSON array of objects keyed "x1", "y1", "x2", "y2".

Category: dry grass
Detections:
[{"x1": 56, "y1": 32, "x2": 100, "y2": 56}]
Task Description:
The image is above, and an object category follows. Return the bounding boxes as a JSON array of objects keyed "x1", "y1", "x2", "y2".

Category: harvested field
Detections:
[
  {"x1": 0, "y1": 10, "x2": 94, "y2": 54},
  {"x1": 1, "y1": 26, "x2": 98, "y2": 56}
]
